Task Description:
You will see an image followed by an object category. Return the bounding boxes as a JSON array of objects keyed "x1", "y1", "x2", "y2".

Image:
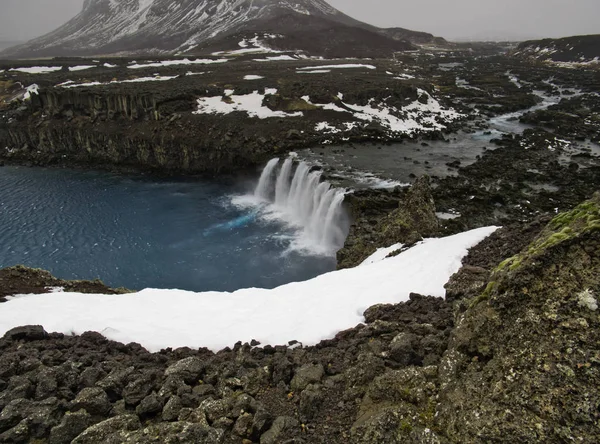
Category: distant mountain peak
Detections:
[{"x1": 0, "y1": 0, "x2": 442, "y2": 58}]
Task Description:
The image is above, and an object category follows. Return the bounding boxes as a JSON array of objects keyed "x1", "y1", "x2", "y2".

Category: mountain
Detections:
[
  {"x1": 0, "y1": 0, "x2": 440, "y2": 59},
  {"x1": 512, "y1": 34, "x2": 600, "y2": 63},
  {"x1": 0, "y1": 41, "x2": 23, "y2": 51},
  {"x1": 379, "y1": 28, "x2": 446, "y2": 46}
]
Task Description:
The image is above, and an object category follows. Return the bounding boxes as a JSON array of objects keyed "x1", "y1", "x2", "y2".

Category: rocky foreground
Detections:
[{"x1": 0, "y1": 194, "x2": 598, "y2": 443}]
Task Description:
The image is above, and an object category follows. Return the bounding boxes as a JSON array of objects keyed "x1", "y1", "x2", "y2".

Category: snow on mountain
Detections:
[
  {"x1": 0, "y1": 227, "x2": 497, "y2": 352},
  {"x1": 512, "y1": 34, "x2": 600, "y2": 64},
  {"x1": 0, "y1": 0, "x2": 430, "y2": 58}
]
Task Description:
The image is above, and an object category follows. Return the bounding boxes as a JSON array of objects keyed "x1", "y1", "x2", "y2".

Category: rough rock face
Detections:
[
  {"x1": 337, "y1": 176, "x2": 439, "y2": 269},
  {"x1": 436, "y1": 193, "x2": 600, "y2": 442}
]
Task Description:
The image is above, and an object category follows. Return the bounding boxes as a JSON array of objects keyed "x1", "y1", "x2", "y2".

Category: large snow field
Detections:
[{"x1": 0, "y1": 227, "x2": 497, "y2": 352}]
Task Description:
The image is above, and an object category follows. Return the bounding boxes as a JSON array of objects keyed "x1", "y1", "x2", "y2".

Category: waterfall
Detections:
[
  {"x1": 254, "y1": 158, "x2": 280, "y2": 200},
  {"x1": 254, "y1": 158, "x2": 348, "y2": 253}
]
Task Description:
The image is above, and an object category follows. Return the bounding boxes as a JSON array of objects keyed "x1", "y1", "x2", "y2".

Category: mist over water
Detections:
[
  {"x1": 248, "y1": 158, "x2": 349, "y2": 255},
  {"x1": 0, "y1": 166, "x2": 343, "y2": 292}
]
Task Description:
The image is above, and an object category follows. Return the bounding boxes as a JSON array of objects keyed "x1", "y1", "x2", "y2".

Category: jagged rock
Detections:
[
  {"x1": 35, "y1": 367, "x2": 59, "y2": 400},
  {"x1": 122, "y1": 374, "x2": 155, "y2": 406},
  {"x1": 165, "y1": 357, "x2": 206, "y2": 384},
  {"x1": 72, "y1": 387, "x2": 111, "y2": 416},
  {"x1": 3, "y1": 325, "x2": 48, "y2": 341},
  {"x1": 337, "y1": 176, "x2": 439, "y2": 269},
  {"x1": 0, "y1": 419, "x2": 29, "y2": 444},
  {"x1": 198, "y1": 397, "x2": 233, "y2": 424},
  {"x1": 162, "y1": 395, "x2": 183, "y2": 422},
  {"x1": 96, "y1": 366, "x2": 134, "y2": 400},
  {"x1": 444, "y1": 265, "x2": 490, "y2": 303},
  {"x1": 0, "y1": 397, "x2": 63, "y2": 440},
  {"x1": 48, "y1": 410, "x2": 93, "y2": 444},
  {"x1": 233, "y1": 413, "x2": 254, "y2": 437},
  {"x1": 251, "y1": 409, "x2": 274, "y2": 440},
  {"x1": 126, "y1": 422, "x2": 224, "y2": 444},
  {"x1": 136, "y1": 393, "x2": 163, "y2": 417},
  {"x1": 299, "y1": 384, "x2": 324, "y2": 422},
  {"x1": 78, "y1": 367, "x2": 106, "y2": 389},
  {"x1": 290, "y1": 363, "x2": 325, "y2": 391},
  {"x1": 260, "y1": 416, "x2": 300, "y2": 444},
  {"x1": 388, "y1": 333, "x2": 421, "y2": 366},
  {"x1": 71, "y1": 415, "x2": 141, "y2": 444}
]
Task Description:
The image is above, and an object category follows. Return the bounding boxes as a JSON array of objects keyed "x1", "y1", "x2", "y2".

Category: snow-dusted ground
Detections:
[
  {"x1": 298, "y1": 69, "x2": 331, "y2": 74},
  {"x1": 68, "y1": 65, "x2": 95, "y2": 72},
  {"x1": 23, "y1": 84, "x2": 39, "y2": 100},
  {"x1": 128, "y1": 59, "x2": 227, "y2": 69},
  {"x1": 255, "y1": 55, "x2": 297, "y2": 62},
  {"x1": 244, "y1": 75, "x2": 265, "y2": 80},
  {"x1": 9, "y1": 66, "x2": 62, "y2": 74},
  {"x1": 214, "y1": 35, "x2": 284, "y2": 56},
  {"x1": 297, "y1": 64, "x2": 376, "y2": 71},
  {"x1": 305, "y1": 89, "x2": 463, "y2": 134},
  {"x1": 0, "y1": 227, "x2": 497, "y2": 352},
  {"x1": 58, "y1": 76, "x2": 178, "y2": 88},
  {"x1": 194, "y1": 88, "x2": 303, "y2": 119}
]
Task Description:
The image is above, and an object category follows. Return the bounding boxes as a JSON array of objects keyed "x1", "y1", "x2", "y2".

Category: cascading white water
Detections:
[
  {"x1": 255, "y1": 158, "x2": 280, "y2": 200},
  {"x1": 254, "y1": 158, "x2": 348, "y2": 253}
]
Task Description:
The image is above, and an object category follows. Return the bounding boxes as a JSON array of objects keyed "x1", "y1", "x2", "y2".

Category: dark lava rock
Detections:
[
  {"x1": 3, "y1": 325, "x2": 48, "y2": 341},
  {"x1": 338, "y1": 175, "x2": 439, "y2": 269},
  {"x1": 71, "y1": 387, "x2": 111, "y2": 417}
]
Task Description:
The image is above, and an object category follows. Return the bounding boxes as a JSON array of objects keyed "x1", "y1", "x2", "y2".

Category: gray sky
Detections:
[{"x1": 0, "y1": 0, "x2": 598, "y2": 42}]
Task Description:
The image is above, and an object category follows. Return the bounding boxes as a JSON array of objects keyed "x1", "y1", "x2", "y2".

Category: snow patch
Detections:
[
  {"x1": 297, "y1": 64, "x2": 376, "y2": 71},
  {"x1": 23, "y1": 84, "x2": 39, "y2": 100},
  {"x1": 59, "y1": 76, "x2": 178, "y2": 88},
  {"x1": 244, "y1": 75, "x2": 264, "y2": 80},
  {"x1": 298, "y1": 69, "x2": 331, "y2": 74},
  {"x1": 304, "y1": 89, "x2": 463, "y2": 134},
  {"x1": 128, "y1": 59, "x2": 227, "y2": 69},
  {"x1": 9, "y1": 66, "x2": 62, "y2": 74},
  {"x1": 360, "y1": 243, "x2": 403, "y2": 266},
  {"x1": 0, "y1": 227, "x2": 498, "y2": 352},
  {"x1": 254, "y1": 55, "x2": 297, "y2": 62},
  {"x1": 68, "y1": 65, "x2": 95, "y2": 72},
  {"x1": 194, "y1": 89, "x2": 303, "y2": 119}
]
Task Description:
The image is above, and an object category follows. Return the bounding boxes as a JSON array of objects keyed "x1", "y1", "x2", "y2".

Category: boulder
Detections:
[
  {"x1": 72, "y1": 387, "x2": 111, "y2": 416},
  {"x1": 290, "y1": 363, "x2": 325, "y2": 392}
]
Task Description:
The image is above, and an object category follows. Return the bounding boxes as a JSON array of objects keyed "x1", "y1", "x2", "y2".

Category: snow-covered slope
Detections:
[
  {"x1": 0, "y1": 0, "x2": 425, "y2": 58},
  {"x1": 512, "y1": 34, "x2": 600, "y2": 64},
  {"x1": 0, "y1": 227, "x2": 497, "y2": 352}
]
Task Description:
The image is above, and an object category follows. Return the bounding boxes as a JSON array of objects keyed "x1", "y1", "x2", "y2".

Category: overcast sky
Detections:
[{"x1": 0, "y1": 0, "x2": 598, "y2": 42}]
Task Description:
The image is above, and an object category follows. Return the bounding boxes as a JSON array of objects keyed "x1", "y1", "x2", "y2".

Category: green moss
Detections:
[
  {"x1": 470, "y1": 281, "x2": 497, "y2": 307},
  {"x1": 494, "y1": 198, "x2": 600, "y2": 275},
  {"x1": 549, "y1": 201, "x2": 600, "y2": 231},
  {"x1": 496, "y1": 257, "x2": 516, "y2": 272},
  {"x1": 399, "y1": 420, "x2": 413, "y2": 434}
]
